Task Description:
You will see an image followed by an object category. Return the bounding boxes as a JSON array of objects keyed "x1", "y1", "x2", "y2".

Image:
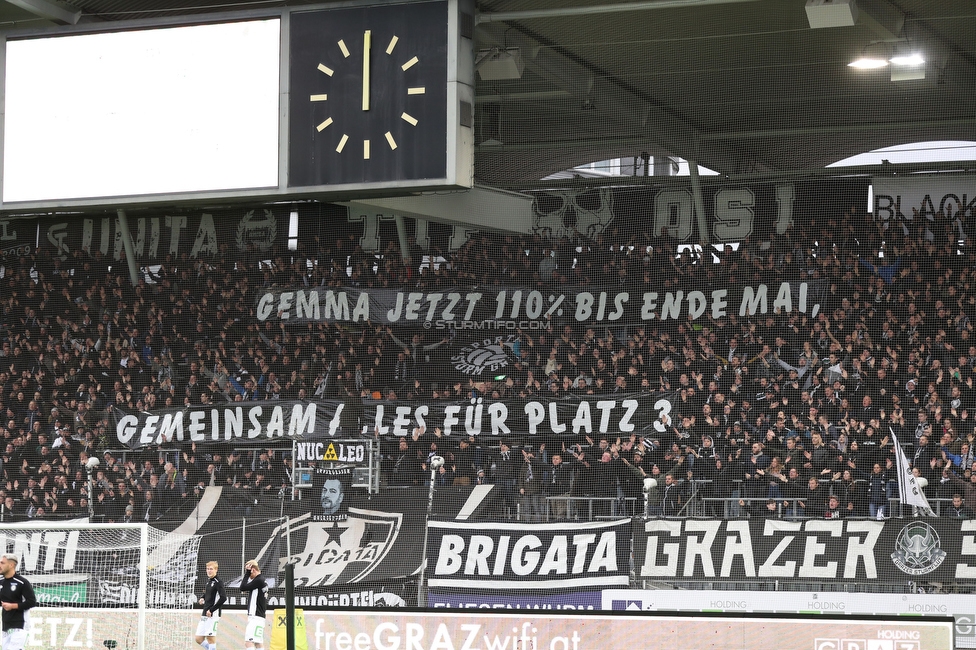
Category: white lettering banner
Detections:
[{"x1": 873, "y1": 175, "x2": 976, "y2": 240}]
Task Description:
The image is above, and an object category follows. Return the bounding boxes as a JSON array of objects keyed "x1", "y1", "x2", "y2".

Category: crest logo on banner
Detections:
[
  {"x1": 533, "y1": 188, "x2": 615, "y2": 239},
  {"x1": 277, "y1": 508, "x2": 404, "y2": 588},
  {"x1": 236, "y1": 209, "x2": 278, "y2": 252},
  {"x1": 890, "y1": 521, "x2": 947, "y2": 576},
  {"x1": 451, "y1": 335, "x2": 515, "y2": 376}
]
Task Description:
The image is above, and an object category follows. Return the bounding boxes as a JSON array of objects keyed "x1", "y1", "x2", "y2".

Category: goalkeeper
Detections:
[
  {"x1": 1, "y1": 553, "x2": 37, "y2": 650},
  {"x1": 195, "y1": 561, "x2": 227, "y2": 650}
]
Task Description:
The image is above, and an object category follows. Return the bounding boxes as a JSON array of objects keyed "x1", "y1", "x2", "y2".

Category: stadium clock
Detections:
[{"x1": 288, "y1": 1, "x2": 453, "y2": 188}]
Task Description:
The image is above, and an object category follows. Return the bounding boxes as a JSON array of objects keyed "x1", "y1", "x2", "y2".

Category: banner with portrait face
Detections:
[{"x1": 312, "y1": 466, "x2": 353, "y2": 522}]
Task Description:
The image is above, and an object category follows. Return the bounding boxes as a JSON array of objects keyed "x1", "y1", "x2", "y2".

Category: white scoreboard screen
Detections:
[{"x1": 3, "y1": 20, "x2": 281, "y2": 204}]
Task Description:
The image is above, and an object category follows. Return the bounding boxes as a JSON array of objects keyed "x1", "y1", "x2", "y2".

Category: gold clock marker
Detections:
[
  {"x1": 307, "y1": 23, "x2": 429, "y2": 164},
  {"x1": 362, "y1": 30, "x2": 371, "y2": 111}
]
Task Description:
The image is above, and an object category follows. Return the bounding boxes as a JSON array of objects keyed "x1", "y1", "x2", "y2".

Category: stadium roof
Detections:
[{"x1": 2, "y1": 0, "x2": 974, "y2": 188}]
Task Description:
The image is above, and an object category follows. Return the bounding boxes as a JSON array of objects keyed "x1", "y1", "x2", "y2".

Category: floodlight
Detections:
[
  {"x1": 890, "y1": 53, "x2": 924, "y2": 66},
  {"x1": 476, "y1": 47, "x2": 524, "y2": 81},
  {"x1": 848, "y1": 57, "x2": 888, "y2": 69},
  {"x1": 805, "y1": 0, "x2": 858, "y2": 29},
  {"x1": 889, "y1": 50, "x2": 925, "y2": 80}
]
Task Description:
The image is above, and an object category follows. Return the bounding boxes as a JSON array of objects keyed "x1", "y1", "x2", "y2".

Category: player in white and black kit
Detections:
[
  {"x1": 241, "y1": 560, "x2": 268, "y2": 650},
  {"x1": 1, "y1": 553, "x2": 37, "y2": 650},
  {"x1": 194, "y1": 561, "x2": 227, "y2": 650}
]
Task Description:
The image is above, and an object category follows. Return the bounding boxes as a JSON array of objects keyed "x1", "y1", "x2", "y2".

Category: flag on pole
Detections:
[{"x1": 890, "y1": 428, "x2": 937, "y2": 517}]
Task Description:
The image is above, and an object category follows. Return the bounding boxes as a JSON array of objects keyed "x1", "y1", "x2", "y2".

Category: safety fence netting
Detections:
[{"x1": 5, "y1": 169, "x2": 976, "y2": 609}]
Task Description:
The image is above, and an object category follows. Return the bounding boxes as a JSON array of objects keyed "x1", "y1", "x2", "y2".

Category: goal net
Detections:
[{"x1": 0, "y1": 521, "x2": 201, "y2": 650}]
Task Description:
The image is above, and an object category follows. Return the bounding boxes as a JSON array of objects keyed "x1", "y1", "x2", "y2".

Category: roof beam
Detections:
[
  {"x1": 475, "y1": 90, "x2": 572, "y2": 104},
  {"x1": 476, "y1": 0, "x2": 760, "y2": 25},
  {"x1": 856, "y1": 0, "x2": 905, "y2": 41},
  {"x1": 500, "y1": 160, "x2": 976, "y2": 193},
  {"x1": 477, "y1": 135, "x2": 662, "y2": 152},
  {"x1": 477, "y1": 27, "x2": 699, "y2": 159},
  {"x1": 700, "y1": 117, "x2": 976, "y2": 141},
  {"x1": 4, "y1": 0, "x2": 81, "y2": 24}
]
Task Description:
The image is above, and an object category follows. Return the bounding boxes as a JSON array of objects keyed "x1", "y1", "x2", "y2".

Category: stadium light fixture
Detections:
[
  {"x1": 849, "y1": 40, "x2": 925, "y2": 74},
  {"x1": 888, "y1": 40, "x2": 925, "y2": 81},
  {"x1": 890, "y1": 68, "x2": 924, "y2": 81},
  {"x1": 476, "y1": 47, "x2": 524, "y2": 80},
  {"x1": 890, "y1": 52, "x2": 924, "y2": 66},
  {"x1": 849, "y1": 41, "x2": 891, "y2": 69},
  {"x1": 805, "y1": 0, "x2": 857, "y2": 29},
  {"x1": 848, "y1": 56, "x2": 888, "y2": 69}
]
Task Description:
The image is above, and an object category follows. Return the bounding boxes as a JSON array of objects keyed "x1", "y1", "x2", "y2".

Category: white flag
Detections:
[{"x1": 890, "y1": 428, "x2": 936, "y2": 517}]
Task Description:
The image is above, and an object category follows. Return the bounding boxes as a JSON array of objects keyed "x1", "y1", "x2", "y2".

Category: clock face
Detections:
[{"x1": 288, "y1": 2, "x2": 449, "y2": 188}]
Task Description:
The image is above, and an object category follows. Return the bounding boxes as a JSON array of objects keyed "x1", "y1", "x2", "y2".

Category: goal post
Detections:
[{"x1": 0, "y1": 520, "x2": 202, "y2": 650}]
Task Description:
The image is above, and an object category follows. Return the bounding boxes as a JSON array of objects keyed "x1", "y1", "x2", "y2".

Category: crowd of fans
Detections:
[{"x1": 3, "y1": 200, "x2": 976, "y2": 522}]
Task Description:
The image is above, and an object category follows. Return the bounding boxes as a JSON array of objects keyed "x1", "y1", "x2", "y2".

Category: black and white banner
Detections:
[
  {"x1": 299, "y1": 180, "x2": 867, "y2": 254},
  {"x1": 255, "y1": 279, "x2": 829, "y2": 327},
  {"x1": 311, "y1": 466, "x2": 353, "y2": 522},
  {"x1": 39, "y1": 206, "x2": 284, "y2": 261},
  {"x1": 1, "y1": 525, "x2": 199, "y2": 608},
  {"x1": 0, "y1": 215, "x2": 37, "y2": 260},
  {"x1": 873, "y1": 175, "x2": 976, "y2": 232},
  {"x1": 266, "y1": 585, "x2": 409, "y2": 608},
  {"x1": 110, "y1": 394, "x2": 673, "y2": 449},
  {"x1": 891, "y1": 429, "x2": 937, "y2": 516},
  {"x1": 532, "y1": 180, "x2": 867, "y2": 241},
  {"x1": 426, "y1": 519, "x2": 632, "y2": 590},
  {"x1": 184, "y1": 487, "x2": 431, "y2": 603},
  {"x1": 269, "y1": 507, "x2": 408, "y2": 587},
  {"x1": 112, "y1": 400, "x2": 326, "y2": 449},
  {"x1": 14, "y1": 179, "x2": 867, "y2": 264},
  {"x1": 634, "y1": 517, "x2": 976, "y2": 582}
]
